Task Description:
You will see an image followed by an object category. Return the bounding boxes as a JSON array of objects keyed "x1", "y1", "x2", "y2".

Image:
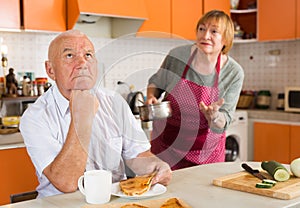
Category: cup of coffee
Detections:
[{"x1": 78, "y1": 169, "x2": 112, "y2": 204}]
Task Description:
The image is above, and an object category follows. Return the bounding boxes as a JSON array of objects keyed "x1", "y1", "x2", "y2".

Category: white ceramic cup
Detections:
[{"x1": 78, "y1": 169, "x2": 112, "y2": 204}]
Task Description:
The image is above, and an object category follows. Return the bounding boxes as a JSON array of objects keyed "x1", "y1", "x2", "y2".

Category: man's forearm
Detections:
[{"x1": 43, "y1": 121, "x2": 90, "y2": 193}]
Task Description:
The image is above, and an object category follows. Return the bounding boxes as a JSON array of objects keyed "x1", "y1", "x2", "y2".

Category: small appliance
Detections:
[{"x1": 284, "y1": 86, "x2": 300, "y2": 113}]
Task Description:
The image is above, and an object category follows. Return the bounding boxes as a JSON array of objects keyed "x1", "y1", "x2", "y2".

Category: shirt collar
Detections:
[{"x1": 52, "y1": 84, "x2": 70, "y2": 117}]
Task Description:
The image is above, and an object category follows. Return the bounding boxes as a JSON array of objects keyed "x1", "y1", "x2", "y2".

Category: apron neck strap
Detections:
[
  {"x1": 216, "y1": 53, "x2": 221, "y2": 74},
  {"x1": 182, "y1": 49, "x2": 222, "y2": 79},
  {"x1": 182, "y1": 48, "x2": 197, "y2": 78}
]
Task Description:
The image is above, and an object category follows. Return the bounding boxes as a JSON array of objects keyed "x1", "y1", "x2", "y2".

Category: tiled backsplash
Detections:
[{"x1": 0, "y1": 31, "x2": 300, "y2": 109}]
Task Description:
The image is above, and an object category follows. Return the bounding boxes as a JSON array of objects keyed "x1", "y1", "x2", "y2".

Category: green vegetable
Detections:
[
  {"x1": 262, "y1": 179, "x2": 277, "y2": 185},
  {"x1": 256, "y1": 182, "x2": 273, "y2": 188},
  {"x1": 261, "y1": 160, "x2": 290, "y2": 182}
]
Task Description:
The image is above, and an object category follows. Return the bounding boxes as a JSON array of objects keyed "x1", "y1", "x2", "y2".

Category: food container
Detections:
[
  {"x1": 1, "y1": 116, "x2": 20, "y2": 127},
  {"x1": 237, "y1": 90, "x2": 254, "y2": 109},
  {"x1": 276, "y1": 93, "x2": 285, "y2": 110},
  {"x1": 256, "y1": 90, "x2": 271, "y2": 109},
  {"x1": 138, "y1": 101, "x2": 172, "y2": 121}
]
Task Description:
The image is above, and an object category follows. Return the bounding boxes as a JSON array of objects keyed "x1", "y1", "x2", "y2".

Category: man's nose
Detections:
[{"x1": 75, "y1": 55, "x2": 88, "y2": 66}]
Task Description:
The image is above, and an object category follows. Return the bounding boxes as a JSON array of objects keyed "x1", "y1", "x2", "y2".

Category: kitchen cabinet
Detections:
[
  {"x1": 230, "y1": 0, "x2": 257, "y2": 42},
  {"x1": 231, "y1": 0, "x2": 299, "y2": 42},
  {"x1": 171, "y1": 0, "x2": 202, "y2": 40},
  {"x1": 0, "y1": 0, "x2": 20, "y2": 30},
  {"x1": 0, "y1": 147, "x2": 38, "y2": 205},
  {"x1": 290, "y1": 125, "x2": 300, "y2": 161},
  {"x1": 297, "y1": 0, "x2": 300, "y2": 38},
  {"x1": 253, "y1": 122, "x2": 300, "y2": 164},
  {"x1": 137, "y1": 0, "x2": 171, "y2": 38},
  {"x1": 138, "y1": 0, "x2": 229, "y2": 40},
  {"x1": 22, "y1": 0, "x2": 66, "y2": 32},
  {"x1": 203, "y1": 0, "x2": 230, "y2": 15},
  {"x1": 258, "y1": 0, "x2": 296, "y2": 41}
]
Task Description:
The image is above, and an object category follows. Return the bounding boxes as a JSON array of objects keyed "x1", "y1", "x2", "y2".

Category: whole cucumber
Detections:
[{"x1": 261, "y1": 160, "x2": 290, "y2": 182}]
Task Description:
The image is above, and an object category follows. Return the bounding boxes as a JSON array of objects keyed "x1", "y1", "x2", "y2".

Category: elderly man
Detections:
[{"x1": 20, "y1": 30, "x2": 172, "y2": 198}]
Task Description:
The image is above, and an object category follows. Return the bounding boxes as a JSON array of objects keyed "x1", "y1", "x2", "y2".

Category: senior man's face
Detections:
[{"x1": 47, "y1": 35, "x2": 98, "y2": 99}]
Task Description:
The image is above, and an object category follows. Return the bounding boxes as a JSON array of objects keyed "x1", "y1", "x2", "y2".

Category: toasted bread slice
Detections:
[
  {"x1": 120, "y1": 203, "x2": 149, "y2": 208},
  {"x1": 160, "y1": 198, "x2": 187, "y2": 208},
  {"x1": 119, "y1": 171, "x2": 157, "y2": 196}
]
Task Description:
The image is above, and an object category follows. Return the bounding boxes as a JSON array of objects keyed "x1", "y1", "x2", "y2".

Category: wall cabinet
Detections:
[
  {"x1": 254, "y1": 122, "x2": 300, "y2": 164},
  {"x1": 230, "y1": 0, "x2": 257, "y2": 42},
  {"x1": 258, "y1": 0, "x2": 296, "y2": 41},
  {"x1": 139, "y1": 0, "x2": 229, "y2": 40},
  {"x1": 232, "y1": 0, "x2": 300, "y2": 42},
  {"x1": 203, "y1": 0, "x2": 230, "y2": 15},
  {"x1": 0, "y1": 0, "x2": 20, "y2": 30},
  {"x1": 137, "y1": 0, "x2": 171, "y2": 38},
  {"x1": 0, "y1": 147, "x2": 38, "y2": 205},
  {"x1": 0, "y1": 0, "x2": 66, "y2": 32},
  {"x1": 297, "y1": 0, "x2": 300, "y2": 38},
  {"x1": 290, "y1": 125, "x2": 300, "y2": 161},
  {"x1": 22, "y1": 0, "x2": 66, "y2": 32},
  {"x1": 171, "y1": 0, "x2": 203, "y2": 40}
]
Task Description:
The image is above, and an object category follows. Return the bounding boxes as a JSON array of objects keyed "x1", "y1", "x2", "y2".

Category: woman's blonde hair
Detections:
[{"x1": 196, "y1": 10, "x2": 234, "y2": 54}]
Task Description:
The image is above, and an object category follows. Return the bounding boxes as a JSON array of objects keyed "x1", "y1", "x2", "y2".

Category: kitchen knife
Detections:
[{"x1": 241, "y1": 163, "x2": 266, "y2": 180}]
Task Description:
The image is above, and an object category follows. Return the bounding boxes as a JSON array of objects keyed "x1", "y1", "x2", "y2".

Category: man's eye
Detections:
[
  {"x1": 66, "y1": 53, "x2": 73, "y2": 58},
  {"x1": 86, "y1": 53, "x2": 94, "y2": 59}
]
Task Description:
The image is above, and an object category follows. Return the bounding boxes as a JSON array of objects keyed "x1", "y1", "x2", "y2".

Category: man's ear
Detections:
[{"x1": 45, "y1": 61, "x2": 55, "y2": 81}]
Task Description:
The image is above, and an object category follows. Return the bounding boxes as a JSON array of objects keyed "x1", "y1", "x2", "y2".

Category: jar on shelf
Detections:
[
  {"x1": 36, "y1": 77, "x2": 48, "y2": 96},
  {"x1": 0, "y1": 77, "x2": 5, "y2": 96},
  {"x1": 256, "y1": 90, "x2": 271, "y2": 109},
  {"x1": 32, "y1": 80, "x2": 38, "y2": 96},
  {"x1": 230, "y1": 0, "x2": 240, "y2": 9}
]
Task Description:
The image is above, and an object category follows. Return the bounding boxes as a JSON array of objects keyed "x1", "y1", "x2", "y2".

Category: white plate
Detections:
[{"x1": 111, "y1": 182, "x2": 167, "y2": 200}]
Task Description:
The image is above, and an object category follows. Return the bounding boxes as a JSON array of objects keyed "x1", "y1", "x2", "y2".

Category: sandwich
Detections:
[
  {"x1": 160, "y1": 198, "x2": 187, "y2": 208},
  {"x1": 119, "y1": 171, "x2": 157, "y2": 196}
]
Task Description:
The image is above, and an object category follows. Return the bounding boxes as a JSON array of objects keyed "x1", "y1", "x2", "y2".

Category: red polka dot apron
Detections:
[{"x1": 151, "y1": 49, "x2": 226, "y2": 170}]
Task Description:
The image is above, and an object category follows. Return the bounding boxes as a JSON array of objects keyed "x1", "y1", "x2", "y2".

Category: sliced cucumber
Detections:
[
  {"x1": 262, "y1": 179, "x2": 277, "y2": 185},
  {"x1": 261, "y1": 160, "x2": 290, "y2": 182},
  {"x1": 256, "y1": 182, "x2": 273, "y2": 188},
  {"x1": 273, "y1": 169, "x2": 290, "y2": 182}
]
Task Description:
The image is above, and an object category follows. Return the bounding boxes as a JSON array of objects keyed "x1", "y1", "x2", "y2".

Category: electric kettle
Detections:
[{"x1": 128, "y1": 91, "x2": 144, "y2": 115}]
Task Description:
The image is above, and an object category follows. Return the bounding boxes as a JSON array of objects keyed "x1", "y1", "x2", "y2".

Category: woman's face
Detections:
[
  {"x1": 196, "y1": 20, "x2": 225, "y2": 56},
  {"x1": 46, "y1": 35, "x2": 98, "y2": 99}
]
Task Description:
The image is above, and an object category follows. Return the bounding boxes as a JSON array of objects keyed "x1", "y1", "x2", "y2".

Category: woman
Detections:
[{"x1": 145, "y1": 10, "x2": 244, "y2": 170}]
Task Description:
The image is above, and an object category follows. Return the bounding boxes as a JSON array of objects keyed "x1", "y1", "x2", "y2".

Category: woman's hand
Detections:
[
  {"x1": 199, "y1": 98, "x2": 225, "y2": 128},
  {"x1": 145, "y1": 95, "x2": 158, "y2": 105}
]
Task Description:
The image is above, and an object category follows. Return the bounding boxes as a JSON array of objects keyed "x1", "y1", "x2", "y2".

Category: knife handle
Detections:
[{"x1": 241, "y1": 163, "x2": 258, "y2": 174}]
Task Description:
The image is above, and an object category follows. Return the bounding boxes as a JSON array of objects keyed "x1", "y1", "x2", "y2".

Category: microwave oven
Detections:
[{"x1": 285, "y1": 86, "x2": 300, "y2": 112}]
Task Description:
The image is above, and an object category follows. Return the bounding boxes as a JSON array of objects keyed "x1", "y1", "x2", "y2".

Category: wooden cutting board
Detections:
[
  {"x1": 81, "y1": 197, "x2": 191, "y2": 208},
  {"x1": 213, "y1": 171, "x2": 300, "y2": 200}
]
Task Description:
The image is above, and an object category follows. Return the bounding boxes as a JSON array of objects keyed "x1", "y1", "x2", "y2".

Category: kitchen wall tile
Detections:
[{"x1": 0, "y1": 31, "x2": 299, "y2": 110}]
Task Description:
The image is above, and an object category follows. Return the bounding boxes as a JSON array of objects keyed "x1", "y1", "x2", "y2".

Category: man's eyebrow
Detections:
[{"x1": 62, "y1": 48, "x2": 73, "y2": 53}]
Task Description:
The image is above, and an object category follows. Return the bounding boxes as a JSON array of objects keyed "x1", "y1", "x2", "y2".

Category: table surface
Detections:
[{"x1": 1, "y1": 161, "x2": 300, "y2": 208}]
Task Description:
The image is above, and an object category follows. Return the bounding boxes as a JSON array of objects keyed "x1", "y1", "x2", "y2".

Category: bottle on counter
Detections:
[
  {"x1": 36, "y1": 77, "x2": 47, "y2": 96},
  {"x1": 0, "y1": 77, "x2": 4, "y2": 96},
  {"x1": 276, "y1": 93, "x2": 285, "y2": 110},
  {"x1": 32, "y1": 80, "x2": 38, "y2": 96},
  {"x1": 22, "y1": 76, "x2": 31, "y2": 96},
  {"x1": 256, "y1": 90, "x2": 271, "y2": 109}
]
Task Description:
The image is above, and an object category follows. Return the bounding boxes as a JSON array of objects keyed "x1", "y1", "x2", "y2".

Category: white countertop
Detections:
[
  {"x1": 247, "y1": 109, "x2": 300, "y2": 123},
  {"x1": 1, "y1": 161, "x2": 300, "y2": 208},
  {"x1": 0, "y1": 132, "x2": 25, "y2": 150}
]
